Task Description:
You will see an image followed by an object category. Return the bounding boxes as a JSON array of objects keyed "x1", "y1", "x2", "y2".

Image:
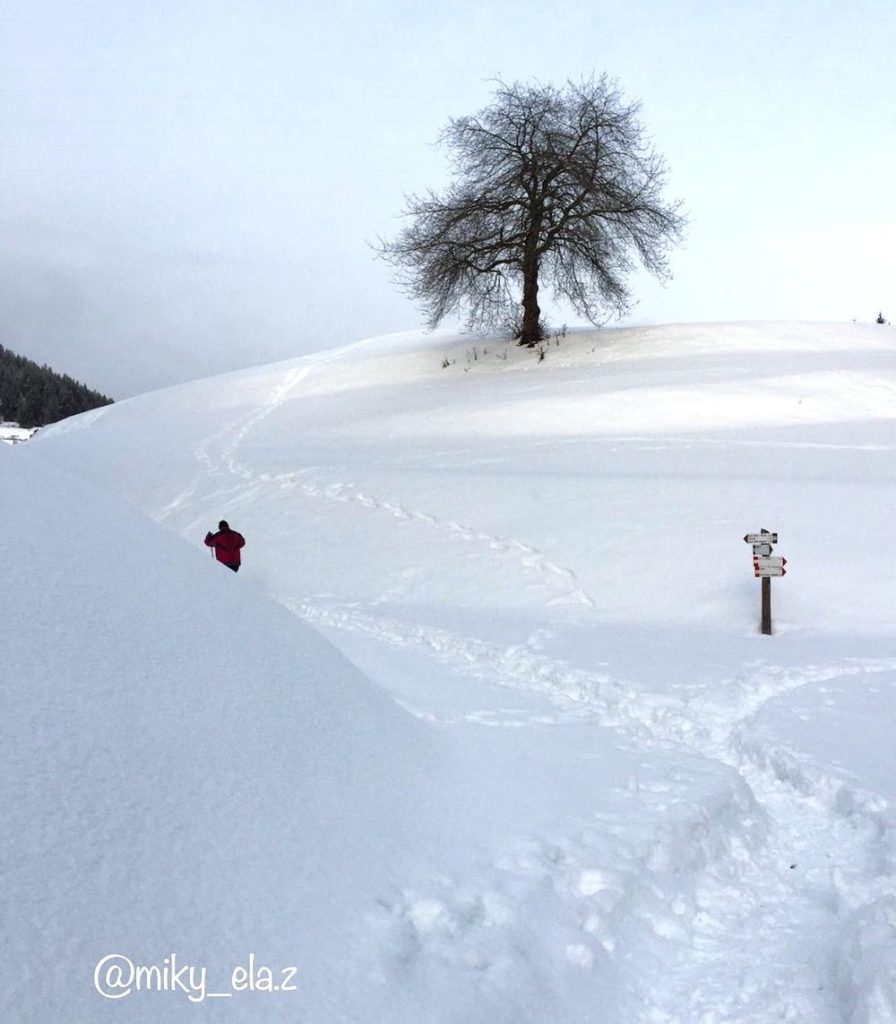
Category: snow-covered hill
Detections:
[{"x1": 8, "y1": 321, "x2": 896, "y2": 1022}]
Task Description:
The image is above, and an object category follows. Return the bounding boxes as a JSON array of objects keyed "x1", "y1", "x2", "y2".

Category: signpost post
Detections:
[
  {"x1": 743, "y1": 530, "x2": 786, "y2": 635},
  {"x1": 761, "y1": 574, "x2": 771, "y2": 634}
]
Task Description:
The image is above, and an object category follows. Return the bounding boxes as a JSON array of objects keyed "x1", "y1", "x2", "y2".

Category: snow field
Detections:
[{"x1": 20, "y1": 320, "x2": 896, "y2": 1021}]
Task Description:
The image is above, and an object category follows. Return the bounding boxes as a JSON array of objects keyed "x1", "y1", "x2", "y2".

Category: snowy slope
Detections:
[
  {"x1": 12, "y1": 321, "x2": 896, "y2": 1022},
  {"x1": 0, "y1": 420, "x2": 38, "y2": 443}
]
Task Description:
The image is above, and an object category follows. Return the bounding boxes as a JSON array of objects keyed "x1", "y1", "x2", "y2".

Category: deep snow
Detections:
[{"x1": 6, "y1": 320, "x2": 896, "y2": 1022}]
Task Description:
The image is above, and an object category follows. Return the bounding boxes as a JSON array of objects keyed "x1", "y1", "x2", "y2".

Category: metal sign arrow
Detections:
[
  {"x1": 753, "y1": 556, "x2": 787, "y2": 570},
  {"x1": 754, "y1": 558, "x2": 787, "y2": 577},
  {"x1": 744, "y1": 532, "x2": 778, "y2": 544}
]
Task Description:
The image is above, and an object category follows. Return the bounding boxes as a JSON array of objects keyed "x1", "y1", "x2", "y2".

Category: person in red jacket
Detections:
[{"x1": 204, "y1": 520, "x2": 246, "y2": 572}]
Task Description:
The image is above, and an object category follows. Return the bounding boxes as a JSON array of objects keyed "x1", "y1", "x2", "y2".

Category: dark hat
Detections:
[{"x1": 218, "y1": 520, "x2": 229, "y2": 530}]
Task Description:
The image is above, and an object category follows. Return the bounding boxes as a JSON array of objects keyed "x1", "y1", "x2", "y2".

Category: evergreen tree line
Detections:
[{"x1": 0, "y1": 344, "x2": 113, "y2": 428}]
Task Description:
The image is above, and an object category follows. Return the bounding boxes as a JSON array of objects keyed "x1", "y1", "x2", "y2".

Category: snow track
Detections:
[
  {"x1": 189, "y1": 358, "x2": 596, "y2": 611},
  {"x1": 301, "y1": 592, "x2": 896, "y2": 1020}
]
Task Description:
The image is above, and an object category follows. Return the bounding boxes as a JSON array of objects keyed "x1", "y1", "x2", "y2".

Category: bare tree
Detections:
[{"x1": 379, "y1": 76, "x2": 685, "y2": 347}]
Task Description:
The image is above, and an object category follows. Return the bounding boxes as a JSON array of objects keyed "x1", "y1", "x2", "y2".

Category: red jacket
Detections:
[{"x1": 205, "y1": 528, "x2": 245, "y2": 566}]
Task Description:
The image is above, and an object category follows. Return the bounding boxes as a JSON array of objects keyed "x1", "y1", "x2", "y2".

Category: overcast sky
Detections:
[{"x1": 2, "y1": 0, "x2": 894, "y2": 397}]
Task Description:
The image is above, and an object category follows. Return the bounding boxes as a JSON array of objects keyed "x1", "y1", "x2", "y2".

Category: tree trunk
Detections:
[{"x1": 519, "y1": 254, "x2": 542, "y2": 347}]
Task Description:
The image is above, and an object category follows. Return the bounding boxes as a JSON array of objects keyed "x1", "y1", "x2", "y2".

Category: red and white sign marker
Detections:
[{"x1": 753, "y1": 556, "x2": 787, "y2": 577}]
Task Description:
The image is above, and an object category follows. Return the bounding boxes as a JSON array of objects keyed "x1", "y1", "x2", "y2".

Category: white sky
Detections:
[{"x1": 2, "y1": 0, "x2": 894, "y2": 397}]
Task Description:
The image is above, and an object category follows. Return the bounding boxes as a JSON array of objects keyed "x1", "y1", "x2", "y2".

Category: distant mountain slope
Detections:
[{"x1": 0, "y1": 342, "x2": 112, "y2": 427}]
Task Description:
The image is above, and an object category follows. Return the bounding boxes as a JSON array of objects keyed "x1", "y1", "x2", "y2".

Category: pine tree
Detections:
[{"x1": 0, "y1": 344, "x2": 112, "y2": 427}]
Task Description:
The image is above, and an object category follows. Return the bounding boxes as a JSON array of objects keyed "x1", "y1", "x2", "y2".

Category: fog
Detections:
[{"x1": 2, "y1": 0, "x2": 893, "y2": 397}]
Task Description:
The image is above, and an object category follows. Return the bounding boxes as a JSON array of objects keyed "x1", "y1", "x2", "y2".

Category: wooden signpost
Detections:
[{"x1": 744, "y1": 529, "x2": 786, "y2": 634}]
